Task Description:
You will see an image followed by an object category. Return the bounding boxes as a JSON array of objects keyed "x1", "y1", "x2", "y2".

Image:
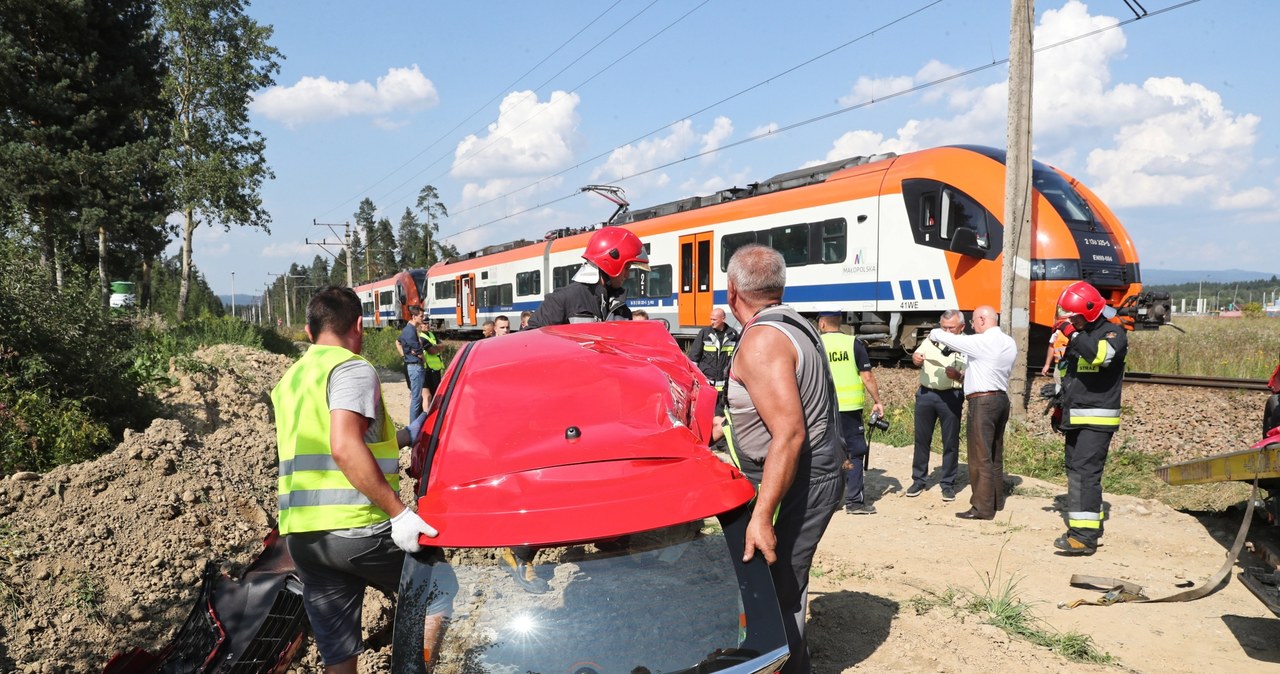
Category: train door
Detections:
[
  {"x1": 678, "y1": 232, "x2": 714, "y2": 327},
  {"x1": 455, "y1": 274, "x2": 477, "y2": 326}
]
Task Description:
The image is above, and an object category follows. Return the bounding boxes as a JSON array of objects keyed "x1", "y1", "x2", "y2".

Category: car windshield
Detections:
[{"x1": 395, "y1": 514, "x2": 788, "y2": 674}]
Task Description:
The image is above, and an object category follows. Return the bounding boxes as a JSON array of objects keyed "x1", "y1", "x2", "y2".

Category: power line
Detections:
[
  {"x1": 312, "y1": 1, "x2": 628, "y2": 221},
  {"x1": 440, "y1": 0, "x2": 1201, "y2": 243},
  {"x1": 448, "y1": 0, "x2": 947, "y2": 220},
  {"x1": 370, "y1": 0, "x2": 703, "y2": 218}
]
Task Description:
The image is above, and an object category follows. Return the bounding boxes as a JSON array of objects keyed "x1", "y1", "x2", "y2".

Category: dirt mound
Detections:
[{"x1": 0, "y1": 345, "x2": 310, "y2": 673}]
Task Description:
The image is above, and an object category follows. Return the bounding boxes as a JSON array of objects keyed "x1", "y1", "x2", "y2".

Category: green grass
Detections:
[
  {"x1": 908, "y1": 547, "x2": 1113, "y2": 665},
  {"x1": 67, "y1": 573, "x2": 105, "y2": 623},
  {"x1": 877, "y1": 403, "x2": 1171, "y2": 500},
  {"x1": 1127, "y1": 316, "x2": 1280, "y2": 378}
]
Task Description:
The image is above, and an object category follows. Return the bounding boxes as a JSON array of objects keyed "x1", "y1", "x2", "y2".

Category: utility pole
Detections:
[
  {"x1": 231, "y1": 271, "x2": 236, "y2": 319},
  {"x1": 268, "y1": 273, "x2": 305, "y2": 326},
  {"x1": 310, "y1": 220, "x2": 354, "y2": 286},
  {"x1": 1002, "y1": 0, "x2": 1034, "y2": 420}
]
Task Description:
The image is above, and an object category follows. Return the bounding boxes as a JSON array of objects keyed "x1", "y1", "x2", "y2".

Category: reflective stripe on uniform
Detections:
[
  {"x1": 1068, "y1": 511, "x2": 1102, "y2": 529},
  {"x1": 1092, "y1": 339, "x2": 1112, "y2": 367},
  {"x1": 1068, "y1": 407, "x2": 1121, "y2": 426},
  {"x1": 280, "y1": 454, "x2": 400, "y2": 476}
]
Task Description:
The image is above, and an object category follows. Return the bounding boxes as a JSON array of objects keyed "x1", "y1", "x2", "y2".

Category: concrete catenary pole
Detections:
[{"x1": 1002, "y1": 0, "x2": 1034, "y2": 420}]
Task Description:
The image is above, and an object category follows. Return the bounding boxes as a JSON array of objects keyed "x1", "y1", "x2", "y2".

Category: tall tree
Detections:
[
  {"x1": 159, "y1": 0, "x2": 280, "y2": 321},
  {"x1": 415, "y1": 185, "x2": 455, "y2": 265},
  {"x1": 306, "y1": 254, "x2": 329, "y2": 290},
  {"x1": 0, "y1": 0, "x2": 172, "y2": 295},
  {"x1": 396, "y1": 207, "x2": 423, "y2": 268},
  {"x1": 371, "y1": 216, "x2": 398, "y2": 277},
  {"x1": 354, "y1": 197, "x2": 377, "y2": 282}
]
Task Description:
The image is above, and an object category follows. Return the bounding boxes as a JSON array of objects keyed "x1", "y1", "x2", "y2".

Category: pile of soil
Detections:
[
  {"x1": 0, "y1": 345, "x2": 396, "y2": 673},
  {"x1": 1, "y1": 344, "x2": 1274, "y2": 673}
]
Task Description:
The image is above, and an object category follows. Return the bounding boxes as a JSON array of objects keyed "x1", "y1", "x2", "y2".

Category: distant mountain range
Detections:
[{"x1": 1143, "y1": 268, "x2": 1279, "y2": 285}]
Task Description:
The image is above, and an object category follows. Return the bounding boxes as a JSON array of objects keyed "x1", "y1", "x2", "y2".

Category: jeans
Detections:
[{"x1": 407, "y1": 363, "x2": 425, "y2": 421}]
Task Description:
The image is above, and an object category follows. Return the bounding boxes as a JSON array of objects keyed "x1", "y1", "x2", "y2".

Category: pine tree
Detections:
[{"x1": 397, "y1": 208, "x2": 424, "y2": 268}]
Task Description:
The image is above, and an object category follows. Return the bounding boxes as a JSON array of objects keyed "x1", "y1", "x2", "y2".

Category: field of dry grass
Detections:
[{"x1": 1126, "y1": 315, "x2": 1280, "y2": 379}]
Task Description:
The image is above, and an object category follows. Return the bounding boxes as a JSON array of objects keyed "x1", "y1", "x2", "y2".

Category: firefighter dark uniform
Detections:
[
  {"x1": 527, "y1": 278, "x2": 632, "y2": 327},
  {"x1": 1056, "y1": 298, "x2": 1128, "y2": 554},
  {"x1": 688, "y1": 323, "x2": 738, "y2": 411}
]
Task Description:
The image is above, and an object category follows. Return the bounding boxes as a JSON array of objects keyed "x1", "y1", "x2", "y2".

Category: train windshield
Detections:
[
  {"x1": 1033, "y1": 168, "x2": 1100, "y2": 232},
  {"x1": 411, "y1": 269, "x2": 427, "y2": 298}
]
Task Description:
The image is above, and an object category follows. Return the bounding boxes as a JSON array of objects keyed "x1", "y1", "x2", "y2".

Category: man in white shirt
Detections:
[{"x1": 928, "y1": 306, "x2": 1017, "y2": 520}]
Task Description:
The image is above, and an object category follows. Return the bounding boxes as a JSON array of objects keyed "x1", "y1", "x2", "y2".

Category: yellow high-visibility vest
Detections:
[
  {"x1": 821, "y1": 332, "x2": 865, "y2": 412},
  {"x1": 271, "y1": 345, "x2": 400, "y2": 535}
]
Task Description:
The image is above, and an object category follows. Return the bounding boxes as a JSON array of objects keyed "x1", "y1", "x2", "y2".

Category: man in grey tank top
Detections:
[{"x1": 711, "y1": 244, "x2": 844, "y2": 674}]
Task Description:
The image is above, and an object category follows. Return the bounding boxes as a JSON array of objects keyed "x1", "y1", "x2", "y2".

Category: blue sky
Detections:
[{"x1": 188, "y1": 0, "x2": 1280, "y2": 297}]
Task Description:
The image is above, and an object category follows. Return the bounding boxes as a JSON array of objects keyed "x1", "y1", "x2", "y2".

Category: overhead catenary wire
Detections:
[
  {"x1": 440, "y1": 0, "x2": 1199, "y2": 243},
  {"x1": 370, "y1": 0, "x2": 705, "y2": 218},
  {"x1": 448, "y1": 0, "x2": 948, "y2": 221}
]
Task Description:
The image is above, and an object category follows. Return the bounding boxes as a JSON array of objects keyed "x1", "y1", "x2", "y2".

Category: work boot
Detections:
[
  {"x1": 501, "y1": 547, "x2": 550, "y2": 593},
  {"x1": 1053, "y1": 533, "x2": 1097, "y2": 556}
]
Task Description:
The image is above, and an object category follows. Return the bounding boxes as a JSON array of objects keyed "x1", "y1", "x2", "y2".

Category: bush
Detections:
[{"x1": 126, "y1": 315, "x2": 299, "y2": 390}]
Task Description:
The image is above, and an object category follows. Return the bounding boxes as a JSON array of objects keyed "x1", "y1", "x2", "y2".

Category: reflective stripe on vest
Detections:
[
  {"x1": 420, "y1": 330, "x2": 445, "y2": 371},
  {"x1": 271, "y1": 344, "x2": 400, "y2": 535},
  {"x1": 820, "y1": 332, "x2": 865, "y2": 412},
  {"x1": 1068, "y1": 407, "x2": 1121, "y2": 427}
]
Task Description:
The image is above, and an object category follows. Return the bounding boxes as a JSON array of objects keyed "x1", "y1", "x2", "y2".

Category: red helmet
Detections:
[
  {"x1": 1057, "y1": 281, "x2": 1107, "y2": 322},
  {"x1": 582, "y1": 227, "x2": 649, "y2": 278}
]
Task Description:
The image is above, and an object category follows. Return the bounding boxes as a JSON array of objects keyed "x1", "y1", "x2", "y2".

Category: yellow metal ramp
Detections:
[{"x1": 1156, "y1": 441, "x2": 1280, "y2": 486}]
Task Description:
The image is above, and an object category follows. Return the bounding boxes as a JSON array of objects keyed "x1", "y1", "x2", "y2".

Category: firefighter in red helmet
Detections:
[
  {"x1": 528, "y1": 226, "x2": 650, "y2": 328},
  {"x1": 1052, "y1": 281, "x2": 1127, "y2": 556}
]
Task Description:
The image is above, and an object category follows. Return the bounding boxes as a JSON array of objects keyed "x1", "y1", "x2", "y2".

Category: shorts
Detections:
[{"x1": 286, "y1": 530, "x2": 405, "y2": 666}]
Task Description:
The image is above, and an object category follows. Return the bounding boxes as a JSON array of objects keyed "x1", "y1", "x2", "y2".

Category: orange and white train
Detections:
[
  {"x1": 352, "y1": 269, "x2": 428, "y2": 330},
  {"x1": 423, "y1": 145, "x2": 1169, "y2": 353}
]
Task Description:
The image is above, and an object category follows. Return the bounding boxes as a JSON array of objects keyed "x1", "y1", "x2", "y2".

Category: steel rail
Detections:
[{"x1": 1123, "y1": 371, "x2": 1271, "y2": 392}]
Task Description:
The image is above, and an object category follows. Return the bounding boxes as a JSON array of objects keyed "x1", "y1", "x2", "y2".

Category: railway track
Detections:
[{"x1": 1122, "y1": 371, "x2": 1271, "y2": 391}]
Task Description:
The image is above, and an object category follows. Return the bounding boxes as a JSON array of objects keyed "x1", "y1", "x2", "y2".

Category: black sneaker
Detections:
[
  {"x1": 844, "y1": 503, "x2": 877, "y2": 515},
  {"x1": 501, "y1": 547, "x2": 551, "y2": 593},
  {"x1": 940, "y1": 487, "x2": 956, "y2": 502},
  {"x1": 905, "y1": 484, "x2": 925, "y2": 498}
]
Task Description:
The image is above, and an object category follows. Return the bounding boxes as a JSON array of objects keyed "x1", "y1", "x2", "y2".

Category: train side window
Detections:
[
  {"x1": 516, "y1": 270, "x2": 541, "y2": 296},
  {"x1": 362, "y1": 301, "x2": 374, "y2": 318},
  {"x1": 681, "y1": 241, "x2": 694, "y2": 292},
  {"x1": 397, "y1": 283, "x2": 406, "y2": 306},
  {"x1": 435, "y1": 281, "x2": 455, "y2": 301},
  {"x1": 902, "y1": 178, "x2": 1001, "y2": 260},
  {"x1": 720, "y1": 232, "x2": 756, "y2": 272},
  {"x1": 818, "y1": 219, "x2": 846, "y2": 263},
  {"x1": 769, "y1": 224, "x2": 810, "y2": 266},
  {"x1": 379, "y1": 290, "x2": 393, "y2": 307},
  {"x1": 552, "y1": 264, "x2": 581, "y2": 291},
  {"x1": 624, "y1": 263, "x2": 674, "y2": 299}
]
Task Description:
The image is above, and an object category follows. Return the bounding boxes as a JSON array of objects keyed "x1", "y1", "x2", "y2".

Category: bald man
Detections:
[
  {"x1": 688, "y1": 307, "x2": 739, "y2": 414},
  {"x1": 928, "y1": 306, "x2": 1017, "y2": 520}
]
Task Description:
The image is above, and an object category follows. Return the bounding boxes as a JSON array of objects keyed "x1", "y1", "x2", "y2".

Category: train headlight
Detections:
[{"x1": 1030, "y1": 259, "x2": 1081, "y2": 281}]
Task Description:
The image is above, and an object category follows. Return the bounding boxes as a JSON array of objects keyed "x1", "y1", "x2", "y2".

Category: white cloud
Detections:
[
  {"x1": 699, "y1": 116, "x2": 734, "y2": 160},
  {"x1": 749, "y1": 122, "x2": 780, "y2": 139},
  {"x1": 590, "y1": 120, "x2": 698, "y2": 189},
  {"x1": 251, "y1": 65, "x2": 439, "y2": 128},
  {"x1": 815, "y1": 0, "x2": 1266, "y2": 217},
  {"x1": 261, "y1": 241, "x2": 312, "y2": 258},
  {"x1": 451, "y1": 90, "x2": 581, "y2": 179}
]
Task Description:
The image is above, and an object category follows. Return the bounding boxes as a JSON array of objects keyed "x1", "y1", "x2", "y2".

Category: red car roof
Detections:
[{"x1": 412, "y1": 321, "x2": 754, "y2": 547}]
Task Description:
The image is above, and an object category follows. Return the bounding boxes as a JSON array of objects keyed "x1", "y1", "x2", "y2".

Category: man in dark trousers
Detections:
[
  {"x1": 528, "y1": 226, "x2": 649, "y2": 327},
  {"x1": 928, "y1": 305, "x2": 1016, "y2": 521},
  {"x1": 817, "y1": 312, "x2": 883, "y2": 515},
  {"x1": 711, "y1": 244, "x2": 843, "y2": 674},
  {"x1": 272, "y1": 287, "x2": 439, "y2": 673},
  {"x1": 687, "y1": 307, "x2": 739, "y2": 413},
  {"x1": 398, "y1": 305, "x2": 427, "y2": 422},
  {"x1": 907, "y1": 310, "x2": 966, "y2": 501},
  {"x1": 1052, "y1": 281, "x2": 1128, "y2": 556}
]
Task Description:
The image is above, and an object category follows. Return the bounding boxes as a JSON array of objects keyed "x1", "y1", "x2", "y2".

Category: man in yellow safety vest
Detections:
[
  {"x1": 272, "y1": 286, "x2": 439, "y2": 673},
  {"x1": 817, "y1": 313, "x2": 884, "y2": 515}
]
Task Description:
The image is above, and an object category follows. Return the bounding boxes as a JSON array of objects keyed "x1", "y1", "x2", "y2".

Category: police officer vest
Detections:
[
  {"x1": 419, "y1": 330, "x2": 444, "y2": 371},
  {"x1": 271, "y1": 344, "x2": 400, "y2": 535},
  {"x1": 820, "y1": 332, "x2": 865, "y2": 412}
]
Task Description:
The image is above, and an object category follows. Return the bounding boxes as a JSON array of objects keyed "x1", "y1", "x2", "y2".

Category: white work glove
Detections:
[{"x1": 390, "y1": 508, "x2": 438, "y2": 553}]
